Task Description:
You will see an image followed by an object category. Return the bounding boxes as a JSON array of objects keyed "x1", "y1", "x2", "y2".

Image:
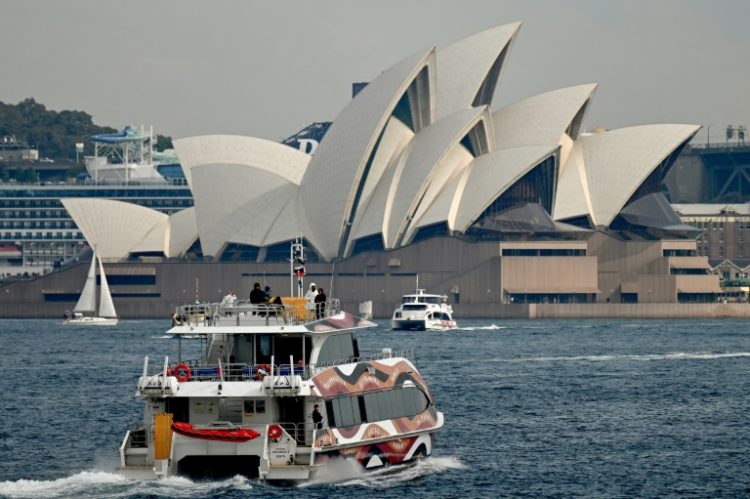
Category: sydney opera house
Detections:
[{"x1": 8, "y1": 22, "x2": 727, "y2": 318}]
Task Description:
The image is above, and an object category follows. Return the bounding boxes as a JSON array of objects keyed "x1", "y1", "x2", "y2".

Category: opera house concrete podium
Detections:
[{"x1": 2, "y1": 22, "x2": 728, "y2": 318}]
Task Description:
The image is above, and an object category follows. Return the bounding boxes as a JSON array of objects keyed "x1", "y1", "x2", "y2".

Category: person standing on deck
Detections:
[{"x1": 305, "y1": 283, "x2": 317, "y2": 319}]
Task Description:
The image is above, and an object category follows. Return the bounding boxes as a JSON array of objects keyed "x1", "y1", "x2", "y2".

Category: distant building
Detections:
[
  {"x1": 673, "y1": 203, "x2": 750, "y2": 262},
  {"x1": 665, "y1": 142, "x2": 750, "y2": 203},
  {"x1": 0, "y1": 136, "x2": 39, "y2": 162}
]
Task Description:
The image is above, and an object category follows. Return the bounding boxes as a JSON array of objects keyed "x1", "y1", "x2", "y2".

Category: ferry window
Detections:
[
  {"x1": 259, "y1": 336, "x2": 271, "y2": 357},
  {"x1": 317, "y1": 333, "x2": 356, "y2": 364},
  {"x1": 243, "y1": 400, "x2": 254, "y2": 414},
  {"x1": 403, "y1": 304, "x2": 427, "y2": 310},
  {"x1": 364, "y1": 391, "x2": 382, "y2": 422},
  {"x1": 325, "y1": 387, "x2": 430, "y2": 428},
  {"x1": 338, "y1": 397, "x2": 356, "y2": 428},
  {"x1": 330, "y1": 398, "x2": 343, "y2": 427},
  {"x1": 325, "y1": 400, "x2": 336, "y2": 427},
  {"x1": 244, "y1": 400, "x2": 265, "y2": 414}
]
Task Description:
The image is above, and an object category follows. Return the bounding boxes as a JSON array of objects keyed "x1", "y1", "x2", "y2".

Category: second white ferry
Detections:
[{"x1": 391, "y1": 289, "x2": 457, "y2": 331}]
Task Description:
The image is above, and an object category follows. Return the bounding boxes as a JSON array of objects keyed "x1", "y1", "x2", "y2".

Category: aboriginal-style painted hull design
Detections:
[
  {"x1": 315, "y1": 433, "x2": 434, "y2": 469},
  {"x1": 310, "y1": 358, "x2": 443, "y2": 467}
]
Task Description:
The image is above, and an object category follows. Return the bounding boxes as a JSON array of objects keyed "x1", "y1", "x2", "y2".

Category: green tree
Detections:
[{"x1": 14, "y1": 167, "x2": 38, "y2": 183}]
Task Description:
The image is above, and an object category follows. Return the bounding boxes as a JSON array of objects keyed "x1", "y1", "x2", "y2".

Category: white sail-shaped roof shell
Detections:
[
  {"x1": 492, "y1": 83, "x2": 597, "y2": 149},
  {"x1": 452, "y1": 145, "x2": 559, "y2": 233},
  {"x1": 554, "y1": 124, "x2": 700, "y2": 227},
  {"x1": 553, "y1": 140, "x2": 592, "y2": 223},
  {"x1": 386, "y1": 107, "x2": 493, "y2": 247},
  {"x1": 346, "y1": 154, "x2": 402, "y2": 251},
  {"x1": 298, "y1": 48, "x2": 437, "y2": 260},
  {"x1": 176, "y1": 135, "x2": 307, "y2": 189},
  {"x1": 167, "y1": 207, "x2": 199, "y2": 257},
  {"x1": 436, "y1": 22, "x2": 521, "y2": 119},
  {"x1": 62, "y1": 198, "x2": 169, "y2": 259},
  {"x1": 174, "y1": 135, "x2": 310, "y2": 257}
]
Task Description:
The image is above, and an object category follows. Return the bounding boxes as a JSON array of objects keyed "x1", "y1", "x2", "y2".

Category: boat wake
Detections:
[
  {"x1": 516, "y1": 351, "x2": 750, "y2": 363},
  {"x1": 0, "y1": 458, "x2": 466, "y2": 497},
  {"x1": 0, "y1": 471, "x2": 252, "y2": 499},
  {"x1": 456, "y1": 324, "x2": 506, "y2": 331},
  {"x1": 303, "y1": 456, "x2": 466, "y2": 488},
  {"x1": 431, "y1": 351, "x2": 750, "y2": 365}
]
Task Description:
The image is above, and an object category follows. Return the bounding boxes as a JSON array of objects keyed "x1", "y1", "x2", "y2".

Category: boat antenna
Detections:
[
  {"x1": 329, "y1": 260, "x2": 335, "y2": 298},
  {"x1": 194, "y1": 277, "x2": 199, "y2": 304},
  {"x1": 291, "y1": 237, "x2": 305, "y2": 298},
  {"x1": 416, "y1": 273, "x2": 419, "y2": 293}
]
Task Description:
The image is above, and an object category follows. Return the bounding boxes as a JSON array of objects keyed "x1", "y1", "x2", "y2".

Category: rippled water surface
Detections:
[{"x1": 1, "y1": 318, "x2": 749, "y2": 498}]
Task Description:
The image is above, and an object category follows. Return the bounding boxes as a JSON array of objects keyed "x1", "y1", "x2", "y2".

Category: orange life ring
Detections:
[
  {"x1": 268, "y1": 424, "x2": 283, "y2": 440},
  {"x1": 174, "y1": 363, "x2": 191, "y2": 382}
]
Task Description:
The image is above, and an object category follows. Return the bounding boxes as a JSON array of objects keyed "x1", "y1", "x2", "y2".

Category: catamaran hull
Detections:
[
  {"x1": 391, "y1": 318, "x2": 456, "y2": 331},
  {"x1": 117, "y1": 431, "x2": 435, "y2": 483},
  {"x1": 64, "y1": 317, "x2": 119, "y2": 326}
]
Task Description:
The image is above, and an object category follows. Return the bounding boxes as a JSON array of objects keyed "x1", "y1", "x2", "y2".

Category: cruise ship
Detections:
[{"x1": 0, "y1": 126, "x2": 191, "y2": 275}]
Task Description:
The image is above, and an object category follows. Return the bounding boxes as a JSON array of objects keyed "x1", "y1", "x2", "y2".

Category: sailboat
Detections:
[{"x1": 64, "y1": 253, "x2": 118, "y2": 326}]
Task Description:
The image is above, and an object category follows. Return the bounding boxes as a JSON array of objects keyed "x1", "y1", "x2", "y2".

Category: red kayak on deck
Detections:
[{"x1": 171, "y1": 422, "x2": 261, "y2": 442}]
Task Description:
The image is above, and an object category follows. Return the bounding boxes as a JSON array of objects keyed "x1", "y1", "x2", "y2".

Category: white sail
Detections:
[
  {"x1": 73, "y1": 256, "x2": 97, "y2": 313},
  {"x1": 98, "y1": 256, "x2": 117, "y2": 318}
]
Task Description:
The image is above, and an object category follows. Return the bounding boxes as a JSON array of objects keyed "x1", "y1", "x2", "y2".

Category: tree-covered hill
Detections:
[{"x1": 0, "y1": 98, "x2": 172, "y2": 160}]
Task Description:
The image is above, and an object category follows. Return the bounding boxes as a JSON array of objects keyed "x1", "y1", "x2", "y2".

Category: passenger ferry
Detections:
[
  {"x1": 391, "y1": 289, "x2": 457, "y2": 331},
  {"x1": 118, "y1": 291, "x2": 443, "y2": 481}
]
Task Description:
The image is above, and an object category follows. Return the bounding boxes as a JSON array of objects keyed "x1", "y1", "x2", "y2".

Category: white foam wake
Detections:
[
  {"x1": 456, "y1": 324, "x2": 506, "y2": 331},
  {"x1": 430, "y1": 351, "x2": 750, "y2": 365},
  {"x1": 515, "y1": 351, "x2": 750, "y2": 363},
  {"x1": 0, "y1": 471, "x2": 126, "y2": 498},
  {"x1": 0, "y1": 471, "x2": 252, "y2": 499},
  {"x1": 302, "y1": 456, "x2": 465, "y2": 488}
]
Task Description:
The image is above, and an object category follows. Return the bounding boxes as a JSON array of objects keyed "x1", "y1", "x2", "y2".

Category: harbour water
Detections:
[{"x1": 0, "y1": 318, "x2": 748, "y2": 498}]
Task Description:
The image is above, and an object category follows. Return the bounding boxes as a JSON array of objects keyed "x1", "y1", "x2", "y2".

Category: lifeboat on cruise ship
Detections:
[{"x1": 171, "y1": 422, "x2": 261, "y2": 442}]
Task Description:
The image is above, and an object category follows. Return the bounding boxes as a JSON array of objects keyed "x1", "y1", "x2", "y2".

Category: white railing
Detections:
[
  {"x1": 172, "y1": 299, "x2": 341, "y2": 327},
  {"x1": 313, "y1": 348, "x2": 416, "y2": 369},
  {"x1": 148, "y1": 360, "x2": 311, "y2": 382}
]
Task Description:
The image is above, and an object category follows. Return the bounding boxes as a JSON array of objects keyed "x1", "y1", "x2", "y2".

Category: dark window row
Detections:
[
  {"x1": 670, "y1": 268, "x2": 709, "y2": 275},
  {"x1": 662, "y1": 249, "x2": 697, "y2": 257},
  {"x1": 502, "y1": 248, "x2": 586, "y2": 256},
  {"x1": 325, "y1": 386, "x2": 430, "y2": 429}
]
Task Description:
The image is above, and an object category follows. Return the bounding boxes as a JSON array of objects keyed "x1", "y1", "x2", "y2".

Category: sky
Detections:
[{"x1": 1, "y1": 0, "x2": 749, "y2": 144}]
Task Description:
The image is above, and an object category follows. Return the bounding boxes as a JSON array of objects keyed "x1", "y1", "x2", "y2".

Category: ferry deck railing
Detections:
[
  {"x1": 171, "y1": 299, "x2": 341, "y2": 327},
  {"x1": 312, "y1": 348, "x2": 416, "y2": 369},
  {"x1": 146, "y1": 348, "x2": 415, "y2": 382},
  {"x1": 155, "y1": 361, "x2": 311, "y2": 382}
]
